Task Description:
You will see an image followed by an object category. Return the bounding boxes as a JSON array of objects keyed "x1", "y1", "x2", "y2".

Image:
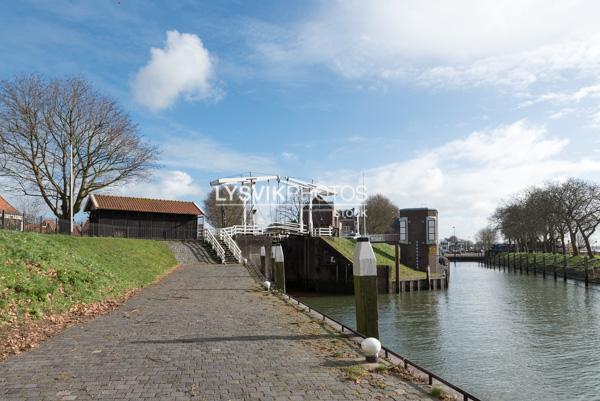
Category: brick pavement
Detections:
[{"x1": 0, "y1": 263, "x2": 434, "y2": 401}]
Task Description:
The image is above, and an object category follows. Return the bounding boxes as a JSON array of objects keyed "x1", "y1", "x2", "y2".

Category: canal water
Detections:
[{"x1": 297, "y1": 262, "x2": 600, "y2": 401}]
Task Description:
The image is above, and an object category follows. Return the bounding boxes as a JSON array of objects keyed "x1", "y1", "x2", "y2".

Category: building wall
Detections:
[
  {"x1": 399, "y1": 208, "x2": 439, "y2": 272},
  {"x1": 236, "y1": 235, "x2": 273, "y2": 279},
  {"x1": 88, "y1": 210, "x2": 198, "y2": 240},
  {"x1": 302, "y1": 198, "x2": 335, "y2": 228},
  {"x1": 281, "y1": 237, "x2": 392, "y2": 294}
]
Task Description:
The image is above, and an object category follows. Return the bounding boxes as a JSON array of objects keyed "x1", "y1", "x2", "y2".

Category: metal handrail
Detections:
[
  {"x1": 203, "y1": 227, "x2": 226, "y2": 263},
  {"x1": 238, "y1": 259, "x2": 479, "y2": 400},
  {"x1": 278, "y1": 293, "x2": 481, "y2": 401}
]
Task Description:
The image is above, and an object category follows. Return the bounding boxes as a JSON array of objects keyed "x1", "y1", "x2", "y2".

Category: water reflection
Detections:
[{"x1": 298, "y1": 262, "x2": 600, "y2": 401}]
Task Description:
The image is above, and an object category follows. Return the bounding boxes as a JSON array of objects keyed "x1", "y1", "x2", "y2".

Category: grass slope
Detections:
[
  {"x1": 496, "y1": 252, "x2": 600, "y2": 269},
  {"x1": 322, "y1": 237, "x2": 426, "y2": 280},
  {"x1": 0, "y1": 230, "x2": 177, "y2": 325}
]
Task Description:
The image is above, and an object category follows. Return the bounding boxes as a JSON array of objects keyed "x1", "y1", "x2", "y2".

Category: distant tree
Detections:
[
  {"x1": 475, "y1": 226, "x2": 498, "y2": 250},
  {"x1": 276, "y1": 187, "x2": 302, "y2": 223},
  {"x1": 491, "y1": 178, "x2": 599, "y2": 257},
  {"x1": 0, "y1": 75, "x2": 157, "y2": 230},
  {"x1": 364, "y1": 194, "x2": 398, "y2": 234},
  {"x1": 571, "y1": 181, "x2": 600, "y2": 258},
  {"x1": 203, "y1": 186, "x2": 244, "y2": 228}
]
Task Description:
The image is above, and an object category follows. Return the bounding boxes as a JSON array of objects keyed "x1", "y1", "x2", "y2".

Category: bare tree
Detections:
[
  {"x1": 0, "y1": 75, "x2": 157, "y2": 229},
  {"x1": 572, "y1": 181, "x2": 600, "y2": 258},
  {"x1": 475, "y1": 226, "x2": 498, "y2": 250},
  {"x1": 203, "y1": 186, "x2": 244, "y2": 228},
  {"x1": 492, "y1": 178, "x2": 600, "y2": 257},
  {"x1": 365, "y1": 194, "x2": 398, "y2": 234},
  {"x1": 276, "y1": 187, "x2": 302, "y2": 223}
]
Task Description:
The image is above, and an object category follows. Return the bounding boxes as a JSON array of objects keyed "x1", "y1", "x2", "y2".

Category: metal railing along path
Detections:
[
  {"x1": 241, "y1": 255, "x2": 481, "y2": 401},
  {"x1": 279, "y1": 292, "x2": 482, "y2": 401}
]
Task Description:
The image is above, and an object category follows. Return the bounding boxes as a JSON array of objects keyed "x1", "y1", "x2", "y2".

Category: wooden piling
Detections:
[
  {"x1": 542, "y1": 255, "x2": 546, "y2": 278},
  {"x1": 353, "y1": 238, "x2": 379, "y2": 339}
]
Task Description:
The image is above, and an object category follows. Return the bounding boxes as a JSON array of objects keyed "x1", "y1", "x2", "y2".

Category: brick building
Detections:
[{"x1": 398, "y1": 208, "x2": 439, "y2": 272}]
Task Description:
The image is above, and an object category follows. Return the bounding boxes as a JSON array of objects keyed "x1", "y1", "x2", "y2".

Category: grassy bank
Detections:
[
  {"x1": 323, "y1": 237, "x2": 426, "y2": 280},
  {"x1": 0, "y1": 230, "x2": 177, "y2": 325},
  {"x1": 493, "y1": 252, "x2": 600, "y2": 269}
]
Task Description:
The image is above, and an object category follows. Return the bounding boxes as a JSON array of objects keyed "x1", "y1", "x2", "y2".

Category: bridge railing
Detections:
[
  {"x1": 311, "y1": 227, "x2": 334, "y2": 236},
  {"x1": 220, "y1": 225, "x2": 264, "y2": 237},
  {"x1": 219, "y1": 223, "x2": 335, "y2": 237},
  {"x1": 265, "y1": 222, "x2": 307, "y2": 235}
]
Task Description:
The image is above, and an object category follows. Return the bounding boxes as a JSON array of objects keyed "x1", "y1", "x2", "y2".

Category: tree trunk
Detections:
[
  {"x1": 583, "y1": 236, "x2": 594, "y2": 258},
  {"x1": 568, "y1": 227, "x2": 579, "y2": 256}
]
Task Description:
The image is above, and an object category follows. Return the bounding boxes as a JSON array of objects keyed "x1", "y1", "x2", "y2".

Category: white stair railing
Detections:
[
  {"x1": 219, "y1": 228, "x2": 244, "y2": 264},
  {"x1": 203, "y1": 224, "x2": 226, "y2": 263}
]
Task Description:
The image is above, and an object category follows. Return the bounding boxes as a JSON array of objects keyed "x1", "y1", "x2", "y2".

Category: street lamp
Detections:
[{"x1": 452, "y1": 226, "x2": 456, "y2": 259}]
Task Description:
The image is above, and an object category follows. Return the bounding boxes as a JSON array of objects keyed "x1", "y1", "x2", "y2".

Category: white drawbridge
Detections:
[{"x1": 203, "y1": 173, "x2": 337, "y2": 263}]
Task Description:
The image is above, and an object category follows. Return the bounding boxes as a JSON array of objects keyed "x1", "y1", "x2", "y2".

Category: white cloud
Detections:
[
  {"x1": 251, "y1": 1, "x2": 600, "y2": 89},
  {"x1": 161, "y1": 136, "x2": 276, "y2": 174},
  {"x1": 281, "y1": 151, "x2": 298, "y2": 161},
  {"x1": 524, "y1": 84, "x2": 600, "y2": 106},
  {"x1": 112, "y1": 170, "x2": 203, "y2": 200},
  {"x1": 323, "y1": 120, "x2": 600, "y2": 240},
  {"x1": 132, "y1": 30, "x2": 218, "y2": 110}
]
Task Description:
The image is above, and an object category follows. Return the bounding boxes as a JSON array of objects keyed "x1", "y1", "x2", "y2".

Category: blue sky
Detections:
[{"x1": 1, "y1": 0, "x2": 600, "y2": 239}]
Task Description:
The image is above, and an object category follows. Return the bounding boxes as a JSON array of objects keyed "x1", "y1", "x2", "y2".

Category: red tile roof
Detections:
[
  {"x1": 0, "y1": 195, "x2": 18, "y2": 214},
  {"x1": 86, "y1": 194, "x2": 203, "y2": 216}
]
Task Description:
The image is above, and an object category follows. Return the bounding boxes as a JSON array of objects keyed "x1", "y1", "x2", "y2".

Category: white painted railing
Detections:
[
  {"x1": 219, "y1": 229, "x2": 243, "y2": 264},
  {"x1": 311, "y1": 227, "x2": 334, "y2": 237},
  {"x1": 220, "y1": 225, "x2": 264, "y2": 237},
  {"x1": 203, "y1": 225, "x2": 226, "y2": 263},
  {"x1": 218, "y1": 223, "x2": 334, "y2": 238},
  {"x1": 265, "y1": 222, "x2": 307, "y2": 235}
]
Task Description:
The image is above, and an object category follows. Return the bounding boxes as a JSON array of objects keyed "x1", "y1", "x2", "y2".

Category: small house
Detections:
[
  {"x1": 0, "y1": 195, "x2": 23, "y2": 231},
  {"x1": 84, "y1": 194, "x2": 204, "y2": 240},
  {"x1": 302, "y1": 196, "x2": 335, "y2": 229},
  {"x1": 397, "y1": 208, "x2": 439, "y2": 272}
]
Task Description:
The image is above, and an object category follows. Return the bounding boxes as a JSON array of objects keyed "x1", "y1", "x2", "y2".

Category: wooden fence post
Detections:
[{"x1": 542, "y1": 255, "x2": 546, "y2": 278}]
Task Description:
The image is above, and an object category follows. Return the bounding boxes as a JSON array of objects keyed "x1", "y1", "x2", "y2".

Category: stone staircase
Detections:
[{"x1": 216, "y1": 238, "x2": 239, "y2": 264}]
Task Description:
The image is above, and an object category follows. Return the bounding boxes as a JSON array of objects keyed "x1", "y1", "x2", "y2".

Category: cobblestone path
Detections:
[{"x1": 0, "y1": 264, "x2": 434, "y2": 401}]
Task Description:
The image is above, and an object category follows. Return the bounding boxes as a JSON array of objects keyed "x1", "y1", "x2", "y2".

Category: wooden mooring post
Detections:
[
  {"x1": 542, "y1": 255, "x2": 546, "y2": 278},
  {"x1": 533, "y1": 254, "x2": 536, "y2": 276},
  {"x1": 584, "y1": 257, "x2": 589, "y2": 287},
  {"x1": 563, "y1": 254, "x2": 568, "y2": 282},
  {"x1": 260, "y1": 246, "x2": 267, "y2": 280},
  {"x1": 395, "y1": 243, "x2": 400, "y2": 294},
  {"x1": 553, "y1": 254, "x2": 558, "y2": 280},
  {"x1": 353, "y1": 238, "x2": 379, "y2": 339}
]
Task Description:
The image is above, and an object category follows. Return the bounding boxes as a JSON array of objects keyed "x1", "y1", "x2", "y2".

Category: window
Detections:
[
  {"x1": 426, "y1": 216, "x2": 437, "y2": 244},
  {"x1": 398, "y1": 217, "x2": 408, "y2": 244}
]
